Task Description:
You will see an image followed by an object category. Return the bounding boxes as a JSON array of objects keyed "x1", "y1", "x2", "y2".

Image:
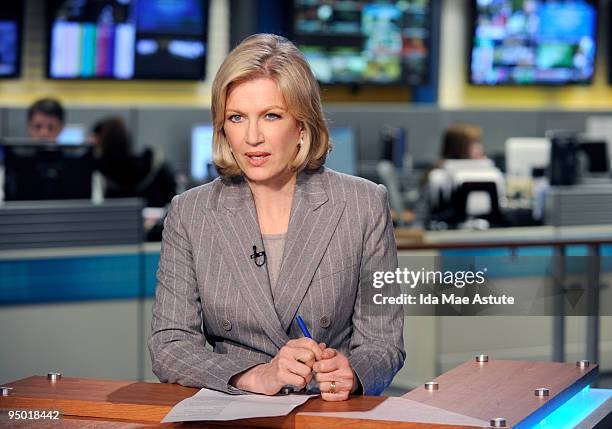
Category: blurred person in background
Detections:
[
  {"x1": 438, "y1": 122, "x2": 485, "y2": 164},
  {"x1": 424, "y1": 122, "x2": 501, "y2": 228},
  {"x1": 26, "y1": 98, "x2": 65, "y2": 141},
  {"x1": 91, "y1": 116, "x2": 176, "y2": 208},
  {"x1": 421, "y1": 122, "x2": 486, "y2": 186}
]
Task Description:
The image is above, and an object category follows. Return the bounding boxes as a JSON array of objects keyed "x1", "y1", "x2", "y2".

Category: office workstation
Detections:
[{"x1": 1, "y1": 0, "x2": 612, "y2": 427}]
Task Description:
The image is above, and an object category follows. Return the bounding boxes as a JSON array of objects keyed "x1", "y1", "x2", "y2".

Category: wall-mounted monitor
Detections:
[
  {"x1": 469, "y1": 0, "x2": 597, "y2": 85},
  {"x1": 293, "y1": 0, "x2": 432, "y2": 85},
  {"x1": 608, "y1": 5, "x2": 612, "y2": 85},
  {"x1": 47, "y1": 0, "x2": 208, "y2": 80},
  {"x1": 0, "y1": 3, "x2": 23, "y2": 78}
]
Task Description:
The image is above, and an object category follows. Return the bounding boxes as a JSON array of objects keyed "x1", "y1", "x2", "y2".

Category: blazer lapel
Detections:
[
  {"x1": 209, "y1": 178, "x2": 288, "y2": 349},
  {"x1": 274, "y1": 171, "x2": 346, "y2": 333}
]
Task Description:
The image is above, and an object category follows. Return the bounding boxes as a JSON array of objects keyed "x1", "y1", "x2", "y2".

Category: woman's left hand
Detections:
[{"x1": 313, "y1": 348, "x2": 358, "y2": 401}]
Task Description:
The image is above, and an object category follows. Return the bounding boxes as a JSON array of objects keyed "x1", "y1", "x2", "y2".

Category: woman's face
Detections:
[
  {"x1": 223, "y1": 77, "x2": 302, "y2": 186},
  {"x1": 470, "y1": 141, "x2": 485, "y2": 159},
  {"x1": 91, "y1": 133, "x2": 103, "y2": 156}
]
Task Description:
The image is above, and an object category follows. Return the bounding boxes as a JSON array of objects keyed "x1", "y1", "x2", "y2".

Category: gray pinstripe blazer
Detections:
[{"x1": 148, "y1": 167, "x2": 405, "y2": 395}]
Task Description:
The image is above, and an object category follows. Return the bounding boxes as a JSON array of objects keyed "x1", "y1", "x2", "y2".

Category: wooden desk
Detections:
[
  {"x1": 0, "y1": 360, "x2": 605, "y2": 428},
  {"x1": 403, "y1": 359, "x2": 598, "y2": 428},
  {"x1": 0, "y1": 377, "x2": 444, "y2": 429},
  {"x1": 0, "y1": 377, "x2": 397, "y2": 429}
]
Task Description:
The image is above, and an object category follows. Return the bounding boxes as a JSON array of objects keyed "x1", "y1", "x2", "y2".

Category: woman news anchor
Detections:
[{"x1": 149, "y1": 34, "x2": 405, "y2": 400}]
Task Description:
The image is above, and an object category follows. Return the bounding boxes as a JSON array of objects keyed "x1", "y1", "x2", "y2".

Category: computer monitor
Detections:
[
  {"x1": 448, "y1": 163, "x2": 505, "y2": 218},
  {"x1": 505, "y1": 137, "x2": 550, "y2": 177},
  {"x1": 327, "y1": 127, "x2": 357, "y2": 176},
  {"x1": 579, "y1": 140, "x2": 609, "y2": 173},
  {"x1": 191, "y1": 124, "x2": 216, "y2": 182},
  {"x1": 380, "y1": 126, "x2": 407, "y2": 170},
  {"x1": 2, "y1": 141, "x2": 94, "y2": 201},
  {"x1": 429, "y1": 159, "x2": 505, "y2": 224},
  {"x1": 57, "y1": 124, "x2": 86, "y2": 145}
]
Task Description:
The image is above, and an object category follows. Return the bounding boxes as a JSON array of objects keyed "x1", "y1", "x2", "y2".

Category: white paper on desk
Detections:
[
  {"x1": 299, "y1": 397, "x2": 489, "y2": 427},
  {"x1": 161, "y1": 388, "x2": 316, "y2": 423}
]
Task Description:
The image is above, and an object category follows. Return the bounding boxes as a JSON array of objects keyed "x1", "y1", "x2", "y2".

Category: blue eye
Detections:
[
  {"x1": 228, "y1": 114, "x2": 242, "y2": 123},
  {"x1": 265, "y1": 113, "x2": 281, "y2": 120}
]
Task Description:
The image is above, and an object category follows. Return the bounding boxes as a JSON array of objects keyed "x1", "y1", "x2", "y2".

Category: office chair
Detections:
[{"x1": 376, "y1": 160, "x2": 414, "y2": 227}]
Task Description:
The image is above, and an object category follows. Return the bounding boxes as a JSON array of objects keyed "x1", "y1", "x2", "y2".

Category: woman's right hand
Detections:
[{"x1": 231, "y1": 338, "x2": 324, "y2": 395}]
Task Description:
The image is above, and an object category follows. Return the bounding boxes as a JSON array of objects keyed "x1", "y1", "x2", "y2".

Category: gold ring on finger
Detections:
[{"x1": 329, "y1": 381, "x2": 336, "y2": 394}]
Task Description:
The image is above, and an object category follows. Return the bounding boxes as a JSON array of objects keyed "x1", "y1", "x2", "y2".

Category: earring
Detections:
[{"x1": 299, "y1": 136, "x2": 304, "y2": 147}]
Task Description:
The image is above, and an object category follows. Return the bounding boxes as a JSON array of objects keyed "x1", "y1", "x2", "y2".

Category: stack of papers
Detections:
[
  {"x1": 299, "y1": 397, "x2": 489, "y2": 427},
  {"x1": 162, "y1": 388, "x2": 315, "y2": 423}
]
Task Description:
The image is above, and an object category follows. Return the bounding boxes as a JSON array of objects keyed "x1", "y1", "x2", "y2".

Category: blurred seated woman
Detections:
[
  {"x1": 92, "y1": 117, "x2": 176, "y2": 207},
  {"x1": 427, "y1": 123, "x2": 502, "y2": 227},
  {"x1": 420, "y1": 122, "x2": 486, "y2": 186},
  {"x1": 438, "y1": 122, "x2": 485, "y2": 165}
]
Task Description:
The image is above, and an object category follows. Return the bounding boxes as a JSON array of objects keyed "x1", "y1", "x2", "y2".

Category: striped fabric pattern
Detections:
[{"x1": 148, "y1": 167, "x2": 405, "y2": 395}]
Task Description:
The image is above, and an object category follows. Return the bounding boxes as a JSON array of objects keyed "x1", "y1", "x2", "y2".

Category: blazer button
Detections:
[
  {"x1": 319, "y1": 316, "x2": 331, "y2": 329},
  {"x1": 222, "y1": 319, "x2": 232, "y2": 331}
]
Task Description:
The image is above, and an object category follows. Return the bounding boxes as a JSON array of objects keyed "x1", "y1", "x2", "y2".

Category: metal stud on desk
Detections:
[
  {"x1": 490, "y1": 417, "x2": 506, "y2": 427},
  {"x1": 47, "y1": 372, "x2": 62, "y2": 381}
]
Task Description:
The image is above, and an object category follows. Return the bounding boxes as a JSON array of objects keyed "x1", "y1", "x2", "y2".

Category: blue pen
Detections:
[
  {"x1": 290, "y1": 315, "x2": 320, "y2": 396},
  {"x1": 296, "y1": 315, "x2": 312, "y2": 339}
]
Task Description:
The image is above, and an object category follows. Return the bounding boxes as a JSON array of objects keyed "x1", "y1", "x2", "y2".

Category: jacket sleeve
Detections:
[
  {"x1": 348, "y1": 184, "x2": 406, "y2": 395},
  {"x1": 148, "y1": 195, "x2": 266, "y2": 393}
]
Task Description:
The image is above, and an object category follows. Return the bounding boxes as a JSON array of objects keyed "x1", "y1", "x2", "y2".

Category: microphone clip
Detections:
[{"x1": 250, "y1": 245, "x2": 266, "y2": 267}]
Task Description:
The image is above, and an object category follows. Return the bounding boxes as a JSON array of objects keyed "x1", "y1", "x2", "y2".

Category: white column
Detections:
[{"x1": 438, "y1": 0, "x2": 467, "y2": 108}]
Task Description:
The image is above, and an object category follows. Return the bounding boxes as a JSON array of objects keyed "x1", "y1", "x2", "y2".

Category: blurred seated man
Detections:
[
  {"x1": 26, "y1": 98, "x2": 65, "y2": 141},
  {"x1": 91, "y1": 116, "x2": 177, "y2": 208}
]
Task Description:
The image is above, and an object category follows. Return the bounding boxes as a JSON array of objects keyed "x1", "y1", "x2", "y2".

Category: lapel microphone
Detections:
[{"x1": 250, "y1": 245, "x2": 266, "y2": 267}]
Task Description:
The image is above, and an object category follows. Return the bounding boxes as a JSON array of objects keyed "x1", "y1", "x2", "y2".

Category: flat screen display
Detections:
[
  {"x1": 579, "y1": 140, "x2": 609, "y2": 173},
  {"x1": 0, "y1": 4, "x2": 23, "y2": 78},
  {"x1": 191, "y1": 124, "x2": 217, "y2": 181},
  {"x1": 57, "y1": 124, "x2": 87, "y2": 145},
  {"x1": 2, "y1": 142, "x2": 94, "y2": 201},
  {"x1": 327, "y1": 127, "x2": 357, "y2": 175},
  {"x1": 470, "y1": 0, "x2": 597, "y2": 85},
  {"x1": 293, "y1": 0, "x2": 431, "y2": 85},
  {"x1": 47, "y1": 0, "x2": 208, "y2": 80}
]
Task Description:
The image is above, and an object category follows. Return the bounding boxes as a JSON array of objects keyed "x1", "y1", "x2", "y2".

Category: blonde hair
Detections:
[{"x1": 211, "y1": 34, "x2": 329, "y2": 177}]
